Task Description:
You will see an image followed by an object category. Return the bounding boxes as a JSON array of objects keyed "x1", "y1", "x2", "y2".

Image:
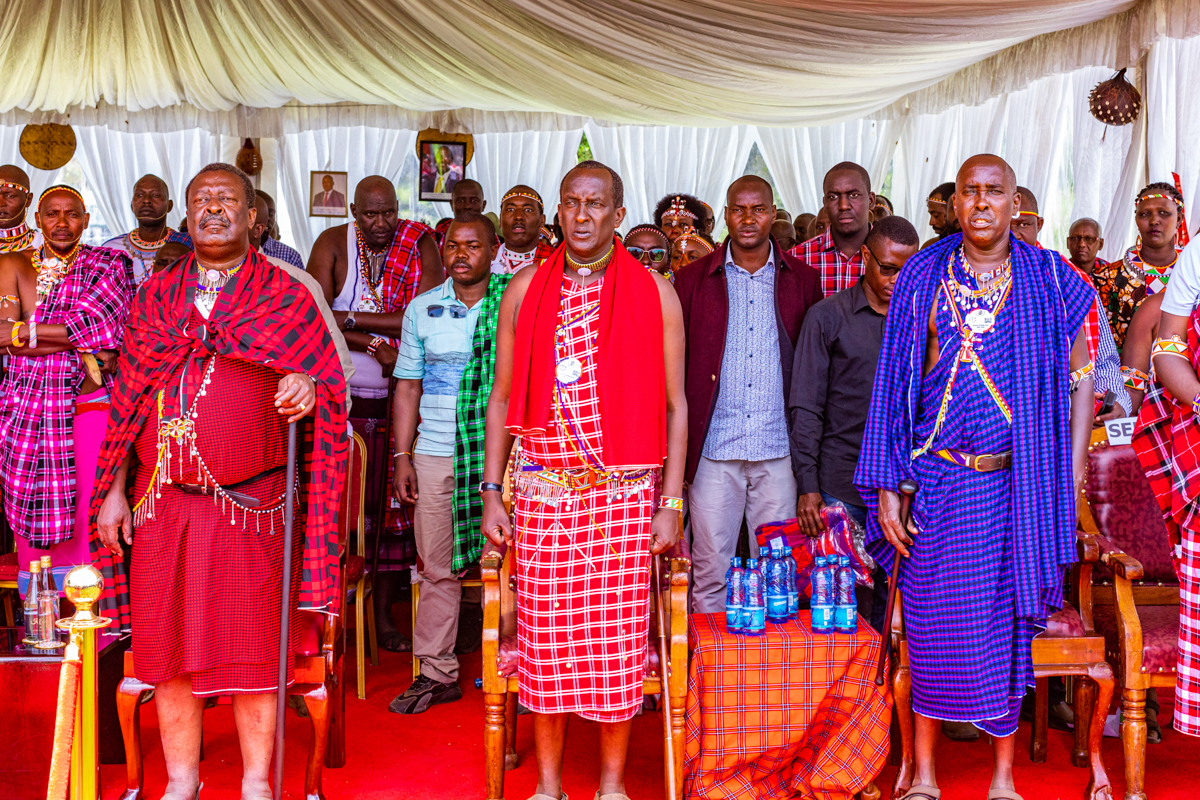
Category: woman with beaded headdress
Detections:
[
  {"x1": 623, "y1": 223, "x2": 672, "y2": 278},
  {"x1": 653, "y1": 192, "x2": 706, "y2": 243},
  {"x1": 1095, "y1": 181, "x2": 1188, "y2": 349},
  {"x1": 0, "y1": 184, "x2": 133, "y2": 596},
  {"x1": 671, "y1": 231, "x2": 714, "y2": 275}
]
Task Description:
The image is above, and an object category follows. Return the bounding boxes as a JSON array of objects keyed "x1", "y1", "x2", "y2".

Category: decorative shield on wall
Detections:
[{"x1": 19, "y1": 123, "x2": 76, "y2": 170}]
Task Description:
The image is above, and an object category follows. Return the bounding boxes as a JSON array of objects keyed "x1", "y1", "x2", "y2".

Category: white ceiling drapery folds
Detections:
[
  {"x1": 0, "y1": 0, "x2": 1196, "y2": 134},
  {"x1": 470, "y1": 130, "x2": 586, "y2": 223}
]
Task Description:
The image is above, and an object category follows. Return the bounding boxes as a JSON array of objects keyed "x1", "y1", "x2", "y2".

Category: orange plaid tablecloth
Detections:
[{"x1": 684, "y1": 613, "x2": 891, "y2": 799}]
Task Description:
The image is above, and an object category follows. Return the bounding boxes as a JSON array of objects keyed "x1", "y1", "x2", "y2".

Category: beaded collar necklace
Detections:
[{"x1": 0, "y1": 221, "x2": 35, "y2": 252}]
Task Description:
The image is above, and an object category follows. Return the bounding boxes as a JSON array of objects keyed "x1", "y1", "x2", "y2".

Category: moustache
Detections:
[{"x1": 198, "y1": 211, "x2": 229, "y2": 228}]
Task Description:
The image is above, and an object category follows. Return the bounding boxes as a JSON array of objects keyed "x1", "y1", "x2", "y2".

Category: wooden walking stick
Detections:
[
  {"x1": 875, "y1": 478, "x2": 918, "y2": 687},
  {"x1": 370, "y1": 377, "x2": 397, "y2": 577},
  {"x1": 652, "y1": 553, "x2": 678, "y2": 799},
  {"x1": 273, "y1": 420, "x2": 299, "y2": 800}
]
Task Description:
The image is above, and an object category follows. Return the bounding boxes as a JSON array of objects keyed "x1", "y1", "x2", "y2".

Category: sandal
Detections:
[
  {"x1": 527, "y1": 794, "x2": 567, "y2": 800},
  {"x1": 379, "y1": 631, "x2": 413, "y2": 652},
  {"x1": 986, "y1": 791, "x2": 1024, "y2": 800},
  {"x1": 595, "y1": 794, "x2": 631, "y2": 800},
  {"x1": 900, "y1": 786, "x2": 941, "y2": 800}
]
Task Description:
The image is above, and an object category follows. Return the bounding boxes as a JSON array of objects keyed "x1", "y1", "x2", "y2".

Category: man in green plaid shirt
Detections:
[{"x1": 389, "y1": 211, "x2": 511, "y2": 714}]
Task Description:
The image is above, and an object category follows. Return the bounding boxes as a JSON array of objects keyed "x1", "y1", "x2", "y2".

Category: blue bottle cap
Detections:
[
  {"x1": 759, "y1": 546, "x2": 769, "y2": 557},
  {"x1": 746, "y1": 558, "x2": 757, "y2": 569},
  {"x1": 841, "y1": 556, "x2": 851, "y2": 565},
  {"x1": 815, "y1": 556, "x2": 827, "y2": 566},
  {"x1": 732, "y1": 556, "x2": 742, "y2": 567}
]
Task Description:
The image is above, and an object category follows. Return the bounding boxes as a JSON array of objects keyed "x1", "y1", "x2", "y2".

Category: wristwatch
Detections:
[
  {"x1": 479, "y1": 481, "x2": 504, "y2": 494},
  {"x1": 343, "y1": 311, "x2": 357, "y2": 331}
]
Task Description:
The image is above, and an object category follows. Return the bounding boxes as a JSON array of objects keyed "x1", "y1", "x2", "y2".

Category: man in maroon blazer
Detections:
[{"x1": 674, "y1": 175, "x2": 821, "y2": 614}]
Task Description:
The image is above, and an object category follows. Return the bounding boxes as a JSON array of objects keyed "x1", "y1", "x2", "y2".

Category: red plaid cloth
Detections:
[
  {"x1": 1054, "y1": 248, "x2": 1101, "y2": 363},
  {"x1": 514, "y1": 273, "x2": 655, "y2": 722},
  {"x1": 788, "y1": 229, "x2": 863, "y2": 297},
  {"x1": 684, "y1": 613, "x2": 891, "y2": 800}
]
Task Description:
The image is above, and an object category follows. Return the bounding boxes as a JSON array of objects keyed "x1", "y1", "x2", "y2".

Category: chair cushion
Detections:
[
  {"x1": 1041, "y1": 602, "x2": 1086, "y2": 638},
  {"x1": 0, "y1": 551, "x2": 17, "y2": 582},
  {"x1": 298, "y1": 610, "x2": 324, "y2": 657},
  {"x1": 1086, "y1": 444, "x2": 1177, "y2": 584},
  {"x1": 1093, "y1": 604, "x2": 1179, "y2": 674},
  {"x1": 345, "y1": 554, "x2": 364, "y2": 587}
]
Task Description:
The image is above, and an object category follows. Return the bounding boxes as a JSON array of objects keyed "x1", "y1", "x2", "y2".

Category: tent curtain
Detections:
[
  {"x1": 0, "y1": 127, "x2": 61, "y2": 227},
  {"x1": 470, "y1": 130, "x2": 585, "y2": 220},
  {"x1": 1147, "y1": 35, "x2": 1200, "y2": 241},
  {"x1": 582, "y1": 123, "x2": 757, "y2": 233},
  {"x1": 1, "y1": 1, "x2": 1195, "y2": 132},
  {"x1": 755, "y1": 119, "x2": 901, "y2": 220}
]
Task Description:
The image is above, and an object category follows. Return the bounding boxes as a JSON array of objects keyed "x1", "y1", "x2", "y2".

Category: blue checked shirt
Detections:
[{"x1": 702, "y1": 247, "x2": 791, "y2": 462}]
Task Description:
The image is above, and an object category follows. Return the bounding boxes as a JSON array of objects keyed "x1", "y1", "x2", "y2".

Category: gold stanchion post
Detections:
[{"x1": 55, "y1": 566, "x2": 112, "y2": 800}]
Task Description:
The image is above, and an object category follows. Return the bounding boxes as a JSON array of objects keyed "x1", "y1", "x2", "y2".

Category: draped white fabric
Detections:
[
  {"x1": 755, "y1": 120, "x2": 900, "y2": 219},
  {"x1": 1, "y1": 0, "x2": 1196, "y2": 133},
  {"x1": 1147, "y1": 35, "x2": 1200, "y2": 241},
  {"x1": 71, "y1": 128, "x2": 220, "y2": 234},
  {"x1": 275, "y1": 127, "x2": 417, "y2": 259},
  {"x1": 0, "y1": 127, "x2": 60, "y2": 225},
  {"x1": 583, "y1": 123, "x2": 757, "y2": 233},
  {"x1": 470, "y1": 130, "x2": 585, "y2": 219}
]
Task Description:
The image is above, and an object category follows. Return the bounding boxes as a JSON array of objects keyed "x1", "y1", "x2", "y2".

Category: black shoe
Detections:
[
  {"x1": 388, "y1": 675, "x2": 462, "y2": 714},
  {"x1": 455, "y1": 603, "x2": 483, "y2": 655}
]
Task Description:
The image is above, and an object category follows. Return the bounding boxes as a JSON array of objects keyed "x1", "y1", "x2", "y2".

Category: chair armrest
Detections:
[
  {"x1": 480, "y1": 542, "x2": 509, "y2": 582},
  {"x1": 665, "y1": 536, "x2": 691, "y2": 564},
  {"x1": 1094, "y1": 532, "x2": 1144, "y2": 581},
  {"x1": 1075, "y1": 529, "x2": 1100, "y2": 563}
]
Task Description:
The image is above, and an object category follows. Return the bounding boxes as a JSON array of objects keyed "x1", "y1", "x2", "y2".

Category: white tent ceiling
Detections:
[{"x1": 1, "y1": 0, "x2": 1196, "y2": 135}]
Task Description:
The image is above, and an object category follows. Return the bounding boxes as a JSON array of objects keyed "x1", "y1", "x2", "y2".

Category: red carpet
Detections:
[{"x1": 100, "y1": 604, "x2": 1200, "y2": 799}]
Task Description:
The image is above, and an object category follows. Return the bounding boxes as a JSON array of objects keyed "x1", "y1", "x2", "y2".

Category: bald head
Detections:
[
  {"x1": 352, "y1": 175, "x2": 400, "y2": 249},
  {"x1": 0, "y1": 165, "x2": 31, "y2": 190},
  {"x1": 132, "y1": 173, "x2": 172, "y2": 226},
  {"x1": 252, "y1": 193, "x2": 269, "y2": 247},
  {"x1": 354, "y1": 175, "x2": 397, "y2": 207},
  {"x1": 727, "y1": 175, "x2": 773, "y2": 206},
  {"x1": 955, "y1": 154, "x2": 1019, "y2": 249},
  {"x1": 451, "y1": 178, "x2": 485, "y2": 214},
  {"x1": 1015, "y1": 186, "x2": 1039, "y2": 215},
  {"x1": 956, "y1": 154, "x2": 1016, "y2": 193},
  {"x1": 1067, "y1": 217, "x2": 1105, "y2": 271}
]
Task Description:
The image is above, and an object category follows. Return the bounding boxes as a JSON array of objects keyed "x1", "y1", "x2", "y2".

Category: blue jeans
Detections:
[{"x1": 821, "y1": 492, "x2": 886, "y2": 633}]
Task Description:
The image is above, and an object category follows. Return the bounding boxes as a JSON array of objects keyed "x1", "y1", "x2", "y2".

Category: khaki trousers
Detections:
[{"x1": 412, "y1": 452, "x2": 462, "y2": 683}]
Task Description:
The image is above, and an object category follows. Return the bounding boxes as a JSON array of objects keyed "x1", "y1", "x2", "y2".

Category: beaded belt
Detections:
[
  {"x1": 934, "y1": 448, "x2": 1012, "y2": 473},
  {"x1": 518, "y1": 462, "x2": 654, "y2": 491}
]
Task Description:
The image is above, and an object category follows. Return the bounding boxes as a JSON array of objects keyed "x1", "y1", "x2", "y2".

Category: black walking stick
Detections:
[
  {"x1": 273, "y1": 420, "x2": 299, "y2": 800},
  {"x1": 370, "y1": 377, "x2": 397, "y2": 578},
  {"x1": 875, "y1": 479, "x2": 918, "y2": 687}
]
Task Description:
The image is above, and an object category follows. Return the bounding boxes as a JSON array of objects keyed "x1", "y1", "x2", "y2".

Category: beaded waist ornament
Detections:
[{"x1": 131, "y1": 357, "x2": 288, "y2": 532}]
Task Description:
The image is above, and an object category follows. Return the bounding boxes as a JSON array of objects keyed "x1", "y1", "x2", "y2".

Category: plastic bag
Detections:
[{"x1": 754, "y1": 501, "x2": 876, "y2": 598}]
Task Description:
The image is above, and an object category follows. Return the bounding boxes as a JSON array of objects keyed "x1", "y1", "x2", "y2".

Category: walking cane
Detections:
[
  {"x1": 874, "y1": 479, "x2": 918, "y2": 687},
  {"x1": 273, "y1": 420, "x2": 299, "y2": 800},
  {"x1": 652, "y1": 553, "x2": 678, "y2": 799},
  {"x1": 370, "y1": 377, "x2": 397, "y2": 578}
]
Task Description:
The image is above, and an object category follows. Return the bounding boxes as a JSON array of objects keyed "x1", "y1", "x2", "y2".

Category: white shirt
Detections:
[
  {"x1": 1161, "y1": 240, "x2": 1200, "y2": 317},
  {"x1": 490, "y1": 243, "x2": 538, "y2": 275}
]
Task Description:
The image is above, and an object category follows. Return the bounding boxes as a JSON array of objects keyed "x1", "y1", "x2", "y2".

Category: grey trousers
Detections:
[
  {"x1": 688, "y1": 455, "x2": 798, "y2": 614},
  {"x1": 412, "y1": 452, "x2": 461, "y2": 683}
]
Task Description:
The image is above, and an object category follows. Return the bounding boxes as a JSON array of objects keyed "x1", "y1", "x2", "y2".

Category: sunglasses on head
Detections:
[
  {"x1": 427, "y1": 304, "x2": 468, "y2": 319},
  {"x1": 627, "y1": 246, "x2": 669, "y2": 263}
]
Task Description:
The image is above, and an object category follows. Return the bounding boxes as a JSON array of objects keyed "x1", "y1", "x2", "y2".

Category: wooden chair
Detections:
[
  {"x1": 888, "y1": 480, "x2": 1115, "y2": 799},
  {"x1": 411, "y1": 570, "x2": 483, "y2": 678},
  {"x1": 1079, "y1": 436, "x2": 1181, "y2": 800},
  {"x1": 115, "y1": 433, "x2": 367, "y2": 800},
  {"x1": 480, "y1": 531, "x2": 691, "y2": 800}
]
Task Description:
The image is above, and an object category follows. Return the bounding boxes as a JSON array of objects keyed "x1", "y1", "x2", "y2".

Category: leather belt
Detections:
[
  {"x1": 173, "y1": 465, "x2": 287, "y2": 509},
  {"x1": 934, "y1": 448, "x2": 1012, "y2": 473}
]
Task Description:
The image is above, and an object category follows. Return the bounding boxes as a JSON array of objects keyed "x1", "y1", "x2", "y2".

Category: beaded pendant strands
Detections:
[
  {"x1": 354, "y1": 223, "x2": 387, "y2": 308},
  {"x1": 946, "y1": 246, "x2": 1012, "y2": 337},
  {"x1": 32, "y1": 242, "x2": 81, "y2": 304},
  {"x1": 195, "y1": 258, "x2": 245, "y2": 318}
]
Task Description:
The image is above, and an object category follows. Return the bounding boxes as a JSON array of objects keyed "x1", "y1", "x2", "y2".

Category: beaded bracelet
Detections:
[
  {"x1": 1192, "y1": 392, "x2": 1200, "y2": 419},
  {"x1": 393, "y1": 450, "x2": 412, "y2": 460},
  {"x1": 1121, "y1": 366, "x2": 1150, "y2": 392},
  {"x1": 658, "y1": 496, "x2": 683, "y2": 512},
  {"x1": 1151, "y1": 336, "x2": 1190, "y2": 361},
  {"x1": 10, "y1": 320, "x2": 22, "y2": 348},
  {"x1": 367, "y1": 336, "x2": 386, "y2": 357},
  {"x1": 29, "y1": 320, "x2": 37, "y2": 349},
  {"x1": 1068, "y1": 362, "x2": 1094, "y2": 394}
]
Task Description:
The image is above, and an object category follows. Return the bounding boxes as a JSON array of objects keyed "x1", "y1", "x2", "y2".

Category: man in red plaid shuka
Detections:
[
  {"x1": 92, "y1": 163, "x2": 348, "y2": 800},
  {"x1": 309, "y1": 175, "x2": 444, "y2": 653},
  {"x1": 482, "y1": 161, "x2": 688, "y2": 800}
]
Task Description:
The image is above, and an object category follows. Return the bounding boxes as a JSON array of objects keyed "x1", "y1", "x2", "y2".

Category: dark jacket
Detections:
[{"x1": 674, "y1": 235, "x2": 822, "y2": 483}]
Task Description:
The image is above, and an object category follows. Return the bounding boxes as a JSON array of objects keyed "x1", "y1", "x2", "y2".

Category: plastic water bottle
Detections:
[
  {"x1": 783, "y1": 544, "x2": 799, "y2": 621},
  {"x1": 22, "y1": 561, "x2": 41, "y2": 645},
  {"x1": 38, "y1": 556, "x2": 61, "y2": 647},
  {"x1": 810, "y1": 556, "x2": 834, "y2": 634},
  {"x1": 725, "y1": 557, "x2": 745, "y2": 632},
  {"x1": 742, "y1": 558, "x2": 766, "y2": 635},
  {"x1": 765, "y1": 541, "x2": 789, "y2": 624},
  {"x1": 834, "y1": 555, "x2": 857, "y2": 634}
]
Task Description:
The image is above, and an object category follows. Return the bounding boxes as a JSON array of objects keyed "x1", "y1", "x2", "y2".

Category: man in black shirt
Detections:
[{"x1": 788, "y1": 215, "x2": 920, "y2": 630}]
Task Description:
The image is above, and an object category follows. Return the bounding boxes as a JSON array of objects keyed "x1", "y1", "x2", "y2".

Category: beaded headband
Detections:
[
  {"x1": 1018, "y1": 210, "x2": 1041, "y2": 217},
  {"x1": 1136, "y1": 172, "x2": 1190, "y2": 247},
  {"x1": 623, "y1": 224, "x2": 670, "y2": 247},
  {"x1": 665, "y1": 195, "x2": 697, "y2": 220},
  {"x1": 1136, "y1": 193, "x2": 1183, "y2": 210},
  {"x1": 0, "y1": 180, "x2": 30, "y2": 194},
  {"x1": 501, "y1": 188, "x2": 543, "y2": 211},
  {"x1": 38, "y1": 185, "x2": 86, "y2": 210},
  {"x1": 676, "y1": 233, "x2": 713, "y2": 254},
  {"x1": 927, "y1": 198, "x2": 948, "y2": 206}
]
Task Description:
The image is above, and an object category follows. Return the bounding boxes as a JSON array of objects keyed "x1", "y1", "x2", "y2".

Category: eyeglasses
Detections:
[
  {"x1": 864, "y1": 245, "x2": 903, "y2": 273},
  {"x1": 627, "y1": 246, "x2": 669, "y2": 263},
  {"x1": 427, "y1": 304, "x2": 468, "y2": 319}
]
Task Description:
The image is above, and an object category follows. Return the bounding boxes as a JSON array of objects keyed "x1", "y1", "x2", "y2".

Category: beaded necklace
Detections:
[
  {"x1": 1124, "y1": 245, "x2": 1180, "y2": 296},
  {"x1": 354, "y1": 223, "x2": 388, "y2": 308},
  {"x1": 194, "y1": 259, "x2": 245, "y2": 317},
  {"x1": 129, "y1": 226, "x2": 175, "y2": 251},
  {"x1": 132, "y1": 357, "x2": 288, "y2": 531},
  {"x1": 32, "y1": 242, "x2": 82, "y2": 303},
  {"x1": 565, "y1": 245, "x2": 614, "y2": 278},
  {"x1": 0, "y1": 221, "x2": 35, "y2": 253}
]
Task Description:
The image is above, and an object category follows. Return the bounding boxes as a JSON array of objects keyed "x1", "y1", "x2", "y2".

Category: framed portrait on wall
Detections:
[
  {"x1": 309, "y1": 171, "x2": 349, "y2": 217},
  {"x1": 418, "y1": 141, "x2": 467, "y2": 202}
]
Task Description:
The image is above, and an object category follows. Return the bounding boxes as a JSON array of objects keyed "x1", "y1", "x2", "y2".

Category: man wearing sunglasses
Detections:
[
  {"x1": 389, "y1": 211, "x2": 503, "y2": 714},
  {"x1": 674, "y1": 175, "x2": 821, "y2": 615},
  {"x1": 789, "y1": 215, "x2": 919, "y2": 631}
]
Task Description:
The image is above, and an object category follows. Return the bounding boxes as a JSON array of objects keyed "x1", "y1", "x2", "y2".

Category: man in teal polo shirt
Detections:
[{"x1": 388, "y1": 211, "x2": 500, "y2": 713}]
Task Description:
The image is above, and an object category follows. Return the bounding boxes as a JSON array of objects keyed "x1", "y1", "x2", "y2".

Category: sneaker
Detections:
[{"x1": 388, "y1": 675, "x2": 462, "y2": 714}]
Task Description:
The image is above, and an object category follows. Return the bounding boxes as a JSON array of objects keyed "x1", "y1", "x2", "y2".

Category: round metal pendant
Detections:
[
  {"x1": 965, "y1": 308, "x2": 995, "y2": 335},
  {"x1": 555, "y1": 357, "x2": 583, "y2": 384},
  {"x1": 205, "y1": 269, "x2": 224, "y2": 283}
]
